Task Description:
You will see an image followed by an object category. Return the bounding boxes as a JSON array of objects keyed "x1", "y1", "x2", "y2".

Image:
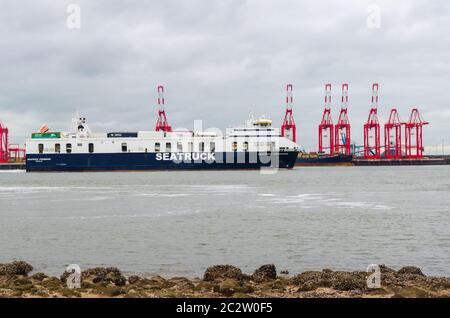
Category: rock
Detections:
[
  {"x1": 296, "y1": 280, "x2": 322, "y2": 292},
  {"x1": 147, "y1": 276, "x2": 173, "y2": 289},
  {"x1": 61, "y1": 288, "x2": 81, "y2": 298},
  {"x1": 213, "y1": 279, "x2": 242, "y2": 297},
  {"x1": 374, "y1": 265, "x2": 399, "y2": 286},
  {"x1": 10, "y1": 290, "x2": 23, "y2": 297},
  {"x1": 103, "y1": 272, "x2": 126, "y2": 286},
  {"x1": 397, "y1": 266, "x2": 425, "y2": 277},
  {"x1": 0, "y1": 261, "x2": 447, "y2": 298},
  {"x1": 124, "y1": 291, "x2": 147, "y2": 298},
  {"x1": 427, "y1": 277, "x2": 450, "y2": 290},
  {"x1": 131, "y1": 276, "x2": 173, "y2": 290},
  {"x1": 60, "y1": 271, "x2": 70, "y2": 283},
  {"x1": 113, "y1": 275, "x2": 127, "y2": 287},
  {"x1": 11, "y1": 279, "x2": 37, "y2": 294},
  {"x1": 128, "y1": 275, "x2": 141, "y2": 285},
  {"x1": 168, "y1": 277, "x2": 195, "y2": 290},
  {"x1": 148, "y1": 275, "x2": 168, "y2": 285},
  {"x1": 60, "y1": 266, "x2": 127, "y2": 287},
  {"x1": 261, "y1": 279, "x2": 288, "y2": 292},
  {"x1": 252, "y1": 264, "x2": 277, "y2": 282},
  {"x1": 204, "y1": 265, "x2": 243, "y2": 282},
  {"x1": 81, "y1": 281, "x2": 94, "y2": 289},
  {"x1": 34, "y1": 290, "x2": 50, "y2": 298},
  {"x1": 80, "y1": 267, "x2": 127, "y2": 287},
  {"x1": 194, "y1": 281, "x2": 215, "y2": 292},
  {"x1": 92, "y1": 275, "x2": 105, "y2": 284},
  {"x1": 13, "y1": 277, "x2": 32, "y2": 286},
  {"x1": 392, "y1": 286, "x2": 433, "y2": 298},
  {"x1": 330, "y1": 272, "x2": 367, "y2": 291},
  {"x1": 293, "y1": 271, "x2": 330, "y2": 291},
  {"x1": 31, "y1": 272, "x2": 48, "y2": 281},
  {"x1": 379, "y1": 264, "x2": 397, "y2": 275},
  {"x1": 0, "y1": 261, "x2": 33, "y2": 277},
  {"x1": 242, "y1": 283, "x2": 255, "y2": 294},
  {"x1": 83, "y1": 267, "x2": 121, "y2": 279},
  {"x1": 294, "y1": 271, "x2": 367, "y2": 292},
  {"x1": 40, "y1": 277, "x2": 63, "y2": 290},
  {"x1": 96, "y1": 286, "x2": 125, "y2": 297}
]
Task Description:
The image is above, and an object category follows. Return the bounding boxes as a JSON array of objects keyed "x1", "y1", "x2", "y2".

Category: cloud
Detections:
[{"x1": 0, "y1": 0, "x2": 448, "y2": 150}]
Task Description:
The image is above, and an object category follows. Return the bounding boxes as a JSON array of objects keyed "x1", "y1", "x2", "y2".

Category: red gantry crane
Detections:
[
  {"x1": 0, "y1": 120, "x2": 26, "y2": 163},
  {"x1": 384, "y1": 108, "x2": 403, "y2": 159},
  {"x1": 364, "y1": 83, "x2": 381, "y2": 159},
  {"x1": 405, "y1": 108, "x2": 428, "y2": 159},
  {"x1": 281, "y1": 84, "x2": 297, "y2": 143},
  {"x1": 318, "y1": 84, "x2": 334, "y2": 155},
  {"x1": 155, "y1": 85, "x2": 172, "y2": 132},
  {"x1": 8, "y1": 144, "x2": 26, "y2": 162},
  {"x1": 334, "y1": 84, "x2": 351, "y2": 155},
  {"x1": 0, "y1": 120, "x2": 9, "y2": 163}
]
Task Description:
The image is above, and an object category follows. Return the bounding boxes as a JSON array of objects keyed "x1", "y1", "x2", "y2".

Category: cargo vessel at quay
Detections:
[
  {"x1": 295, "y1": 153, "x2": 353, "y2": 166},
  {"x1": 25, "y1": 114, "x2": 299, "y2": 172}
]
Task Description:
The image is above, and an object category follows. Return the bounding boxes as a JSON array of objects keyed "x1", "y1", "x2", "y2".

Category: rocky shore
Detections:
[{"x1": 1, "y1": 261, "x2": 449, "y2": 298}]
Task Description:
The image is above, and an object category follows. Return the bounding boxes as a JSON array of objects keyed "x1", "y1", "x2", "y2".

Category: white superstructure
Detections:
[{"x1": 26, "y1": 114, "x2": 299, "y2": 155}]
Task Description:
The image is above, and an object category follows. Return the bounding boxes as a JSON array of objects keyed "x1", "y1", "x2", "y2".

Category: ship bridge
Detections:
[{"x1": 226, "y1": 116, "x2": 279, "y2": 138}]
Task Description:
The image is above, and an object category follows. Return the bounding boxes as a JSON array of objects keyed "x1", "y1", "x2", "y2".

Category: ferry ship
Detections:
[{"x1": 25, "y1": 114, "x2": 299, "y2": 172}]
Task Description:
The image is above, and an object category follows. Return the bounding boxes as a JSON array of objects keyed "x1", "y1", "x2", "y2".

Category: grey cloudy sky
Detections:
[{"x1": 0, "y1": 0, "x2": 449, "y2": 151}]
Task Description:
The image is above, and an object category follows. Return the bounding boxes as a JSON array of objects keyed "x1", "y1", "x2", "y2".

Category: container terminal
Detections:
[{"x1": 1, "y1": 83, "x2": 448, "y2": 170}]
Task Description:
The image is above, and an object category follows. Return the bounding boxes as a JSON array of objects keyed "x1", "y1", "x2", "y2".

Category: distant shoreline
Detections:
[{"x1": 1, "y1": 261, "x2": 449, "y2": 298}]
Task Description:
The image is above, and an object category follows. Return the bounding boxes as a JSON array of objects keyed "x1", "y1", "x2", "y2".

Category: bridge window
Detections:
[
  {"x1": 55, "y1": 144, "x2": 61, "y2": 153},
  {"x1": 166, "y1": 142, "x2": 172, "y2": 152},
  {"x1": 89, "y1": 143, "x2": 94, "y2": 153},
  {"x1": 177, "y1": 142, "x2": 183, "y2": 152},
  {"x1": 38, "y1": 144, "x2": 44, "y2": 154},
  {"x1": 199, "y1": 142, "x2": 205, "y2": 152},
  {"x1": 122, "y1": 143, "x2": 127, "y2": 152},
  {"x1": 66, "y1": 144, "x2": 72, "y2": 154},
  {"x1": 243, "y1": 141, "x2": 249, "y2": 152},
  {"x1": 232, "y1": 142, "x2": 238, "y2": 152},
  {"x1": 155, "y1": 143, "x2": 160, "y2": 152},
  {"x1": 210, "y1": 142, "x2": 215, "y2": 153},
  {"x1": 188, "y1": 142, "x2": 193, "y2": 152}
]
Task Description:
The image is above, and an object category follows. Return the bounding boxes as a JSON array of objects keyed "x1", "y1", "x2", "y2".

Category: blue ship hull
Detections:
[{"x1": 26, "y1": 151, "x2": 298, "y2": 172}]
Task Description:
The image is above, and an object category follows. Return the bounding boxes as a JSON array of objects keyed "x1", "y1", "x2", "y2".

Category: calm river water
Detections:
[{"x1": 0, "y1": 166, "x2": 449, "y2": 277}]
